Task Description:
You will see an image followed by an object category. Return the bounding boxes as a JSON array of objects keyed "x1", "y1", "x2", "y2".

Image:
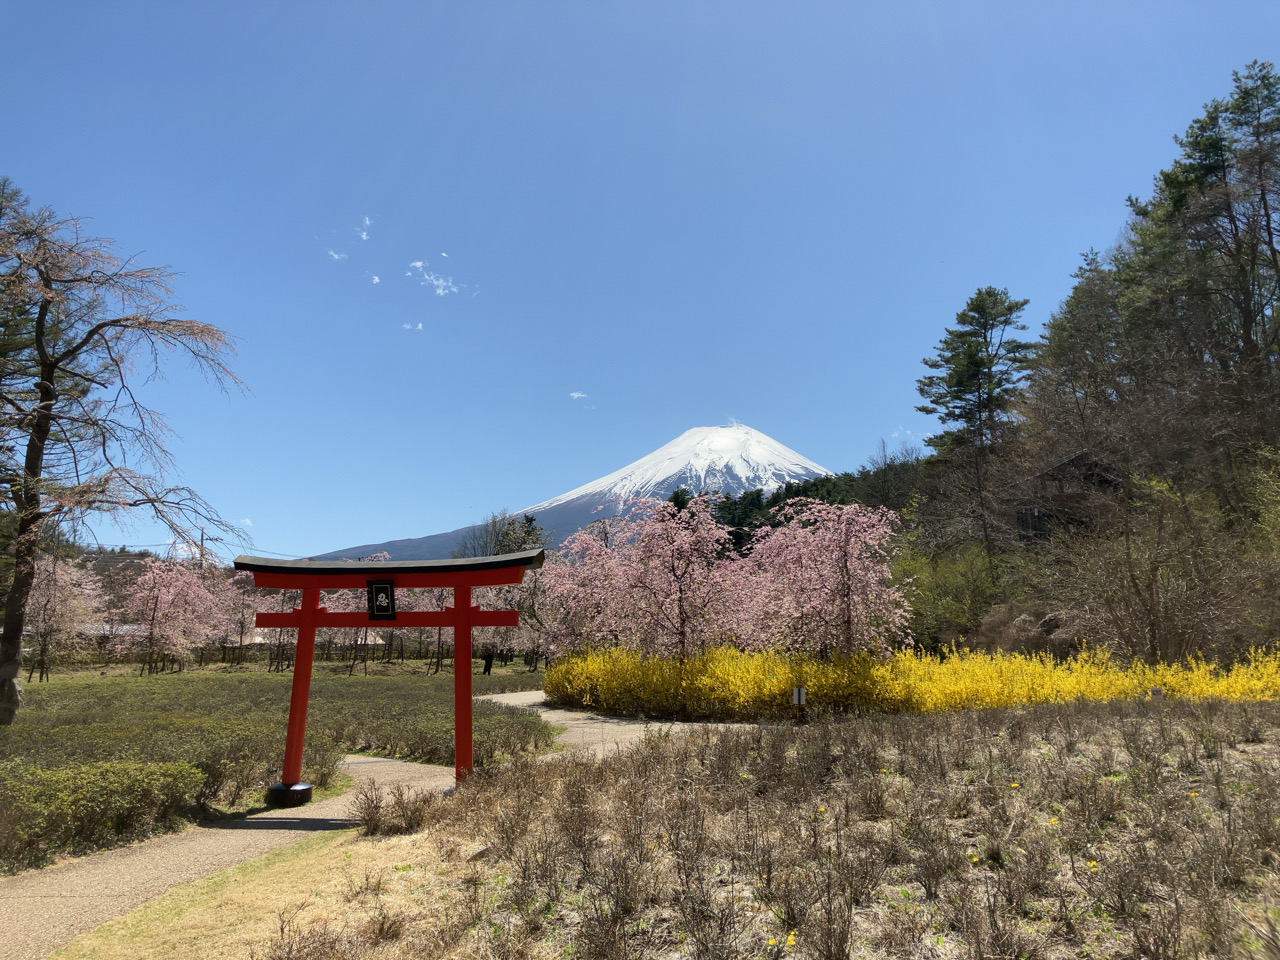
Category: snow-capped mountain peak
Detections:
[
  {"x1": 318, "y1": 424, "x2": 831, "y2": 560},
  {"x1": 523, "y1": 423, "x2": 831, "y2": 512}
]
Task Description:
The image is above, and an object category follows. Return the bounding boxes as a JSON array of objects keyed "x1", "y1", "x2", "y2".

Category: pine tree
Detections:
[{"x1": 917, "y1": 286, "x2": 1033, "y2": 552}]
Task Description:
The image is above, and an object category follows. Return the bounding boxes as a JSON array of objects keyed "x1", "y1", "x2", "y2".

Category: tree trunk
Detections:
[
  {"x1": 972, "y1": 441, "x2": 992, "y2": 557},
  {"x1": 0, "y1": 368, "x2": 56, "y2": 724}
]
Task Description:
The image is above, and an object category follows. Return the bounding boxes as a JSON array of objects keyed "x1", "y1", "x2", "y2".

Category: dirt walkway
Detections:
[
  {"x1": 0, "y1": 756, "x2": 453, "y2": 960},
  {"x1": 1, "y1": 693, "x2": 658, "y2": 960},
  {"x1": 484, "y1": 689, "x2": 709, "y2": 756}
]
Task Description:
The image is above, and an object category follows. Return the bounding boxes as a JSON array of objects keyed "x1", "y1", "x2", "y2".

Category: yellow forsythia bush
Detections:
[{"x1": 544, "y1": 646, "x2": 1280, "y2": 720}]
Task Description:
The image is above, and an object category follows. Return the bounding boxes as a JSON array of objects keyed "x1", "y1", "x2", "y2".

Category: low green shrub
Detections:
[
  {"x1": 0, "y1": 668, "x2": 551, "y2": 872},
  {"x1": 0, "y1": 759, "x2": 201, "y2": 870},
  {"x1": 306, "y1": 673, "x2": 554, "y2": 764}
]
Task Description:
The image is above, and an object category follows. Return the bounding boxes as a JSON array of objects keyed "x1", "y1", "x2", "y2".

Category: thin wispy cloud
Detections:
[
  {"x1": 406, "y1": 260, "x2": 459, "y2": 296},
  {"x1": 371, "y1": 276, "x2": 380, "y2": 284},
  {"x1": 401, "y1": 322, "x2": 424, "y2": 332},
  {"x1": 355, "y1": 216, "x2": 371, "y2": 241},
  {"x1": 327, "y1": 249, "x2": 348, "y2": 260},
  {"x1": 440, "y1": 252, "x2": 448, "y2": 258},
  {"x1": 241, "y1": 517, "x2": 254, "y2": 527},
  {"x1": 165, "y1": 536, "x2": 200, "y2": 561},
  {"x1": 422, "y1": 272, "x2": 457, "y2": 296},
  {"x1": 570, "y1": 391, "x2": 588, "y2": 400}
]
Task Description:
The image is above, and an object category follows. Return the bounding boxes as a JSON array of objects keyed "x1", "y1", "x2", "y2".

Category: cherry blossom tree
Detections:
[
  {"x1": 119, "y1": 559, "x2": 224, "y2": 674},
  {"x1": 496, "y1": 566, "x2": 554, "y2": 670},
  {"x1": 208, "y1": 569, "x2": 259, "y2": 664},
  {"x1": 398, "y1": 586, "x2": 454, "y2": 672},
  {"x1": 467, "y1": 547, "x2": 561, "y2": 670},
  {"x1": 542, "y1": 496, "x2": 736, "y2": 660},
  {"x1": 25, "y1": 555, "x2": 101, "y2": 682},
  {"x1": 540, "y1": 495, "x2": 913, "y2": 661},
  {"x1": 734, "y1": 499, "x2": 911, "y2": 656},
  {"x1": 539, "y1": 521, "x2": 625, "y2": 656},
  {"x1": 312, "y1": 586, "x2": 359, "y2": 666}
]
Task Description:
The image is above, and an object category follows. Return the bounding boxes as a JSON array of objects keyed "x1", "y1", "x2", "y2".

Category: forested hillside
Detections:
[{"x1": 718, "y1": 62, "x2": 1280, "y2": 662}]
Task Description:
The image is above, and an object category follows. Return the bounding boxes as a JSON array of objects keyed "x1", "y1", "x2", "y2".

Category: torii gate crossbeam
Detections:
[{"x1": 234, "y1": 549, "x2": 544, "y2": 806}]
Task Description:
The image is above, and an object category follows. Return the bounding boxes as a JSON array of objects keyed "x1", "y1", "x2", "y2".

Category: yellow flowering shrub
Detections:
[{"x1": 544, "y1": 645, "x2": 1280, "y2": 720}]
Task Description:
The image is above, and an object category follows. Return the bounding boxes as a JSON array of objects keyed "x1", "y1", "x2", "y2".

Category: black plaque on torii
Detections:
[{"x1": 366, "y1": 580, "x2": 396, "y2": 620}]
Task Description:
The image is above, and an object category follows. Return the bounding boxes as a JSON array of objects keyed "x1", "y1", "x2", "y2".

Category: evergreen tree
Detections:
[
  {"x1": 667, "y1": 487, "x2": 693, "y2": 511},
  {"x1": 917, "y1": 286, "x2": 1033, "y2": 552}
]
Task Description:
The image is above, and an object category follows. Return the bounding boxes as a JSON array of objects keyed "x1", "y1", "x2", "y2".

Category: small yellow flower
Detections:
[
  {"x1": 1048, "y1": 816, "x2": 1059, "y2": 825},
  {"x1": 971, "y1": 856, "x2": 979, "y2": 863},
  {"x1": 1188, "y1": 791, "x2": 1199, "y2": 797},
  {"x1": 787, "y1": 931, "x2": 797, "y2": 946},
  {"x1": 818, "y1": 806, "x2": 825, "y2": 813},
  {"x1": 1009, "y1": 782, "x2": 1019, "y2": 788},
  {"x1": 769, "y1": 938, "x2": 777, "y2": 946},
  {"x1": 1089, "y1": 861, "x2": 1098, "y2": 873}
]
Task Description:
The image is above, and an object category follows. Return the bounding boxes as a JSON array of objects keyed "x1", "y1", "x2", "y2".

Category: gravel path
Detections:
[
  {"x1": 0, "y1": 690, "x2": 658, "y2": 960},
  {"x1": 485, "y1": 689, "x2": 711, "y2": 756}
]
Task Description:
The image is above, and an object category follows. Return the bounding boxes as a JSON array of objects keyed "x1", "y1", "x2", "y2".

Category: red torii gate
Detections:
[{"x1": 233, "y1": 549, "x2": 544, "y2": 806}]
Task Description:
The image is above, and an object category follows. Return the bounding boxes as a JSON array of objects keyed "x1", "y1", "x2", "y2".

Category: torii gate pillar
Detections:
[{"x1": 234, "y1": 550, "x2": 544, "y2": 806}]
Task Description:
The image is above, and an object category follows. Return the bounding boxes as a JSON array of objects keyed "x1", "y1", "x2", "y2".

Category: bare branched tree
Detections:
[
  {"x1": 451, "y1": 510, "x2": 546, "y2": 560},
  {"x1": 453, "y1": 510, "x2": 548, "y2": 663},
  {"x1": 0, "y1": 179, "x2": 243, "y2": 722}
]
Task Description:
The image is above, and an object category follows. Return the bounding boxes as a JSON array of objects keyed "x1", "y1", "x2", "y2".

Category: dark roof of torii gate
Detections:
[{"x1": 233, "y1": 548, "x2": 545, "y2": 577}]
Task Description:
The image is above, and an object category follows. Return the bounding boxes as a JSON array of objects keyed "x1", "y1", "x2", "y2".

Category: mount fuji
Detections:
[{"x1": 317, "y1": 424, "x2": 832, "y2": 560}]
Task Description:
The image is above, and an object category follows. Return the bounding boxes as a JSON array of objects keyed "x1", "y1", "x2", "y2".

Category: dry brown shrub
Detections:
[{"x1": 290, "y1": 698, "x2": 1280, "y2": 960}]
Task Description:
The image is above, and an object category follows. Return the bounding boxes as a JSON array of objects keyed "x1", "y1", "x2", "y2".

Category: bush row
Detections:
[
  {"x1": 0, "y1": 760, "x2": 200, "y2": 871},
  {"x1": 320, "y1": 701, "x2": 553, "y2": 766},
  {"x1": 307, "y1": 672, "x2": 555, "y2": 764},
  {"x1": 544, "y1": 645, "x2": 1280, "y2": 720},
  {"x1": 0, "y1": 669, "x2": 553, "y2": 872}
]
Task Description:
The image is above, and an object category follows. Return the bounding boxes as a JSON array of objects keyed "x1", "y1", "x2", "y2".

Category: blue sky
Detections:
[{"x1": 5, "y1": 2, "x2": 1277, "y2": 559}]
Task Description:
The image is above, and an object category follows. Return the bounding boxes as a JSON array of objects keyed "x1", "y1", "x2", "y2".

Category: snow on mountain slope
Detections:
[
  {"x1": 522, "y1": 424, "x2": 830, "y2": 512},
  {"x1": 317, "y1": 424, "x2": 831, "y2": 560}
]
